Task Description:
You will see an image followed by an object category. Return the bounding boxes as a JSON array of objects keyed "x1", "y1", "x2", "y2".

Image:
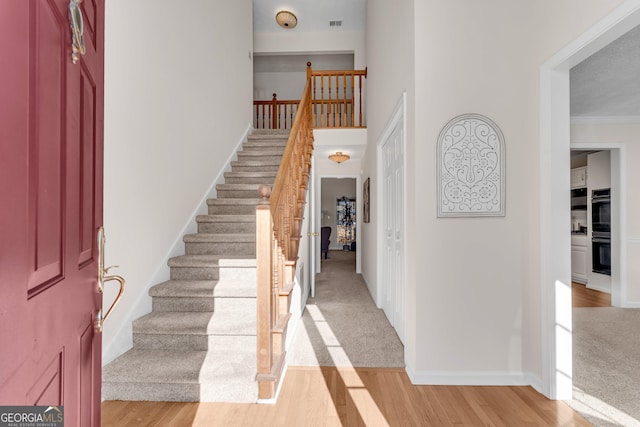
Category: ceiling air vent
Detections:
[{"x1": 329, "y1": 20, "x2": 342, "y2": 28}]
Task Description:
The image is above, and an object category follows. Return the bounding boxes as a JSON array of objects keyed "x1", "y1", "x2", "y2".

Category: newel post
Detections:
[
  {"x1": 256, "y1": 184, "x2": 273, "y2": 395},
  {"x1": 271, "y1": 93, "x2": 278, "y2": 129}
]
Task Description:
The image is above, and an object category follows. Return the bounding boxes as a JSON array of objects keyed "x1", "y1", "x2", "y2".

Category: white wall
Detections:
[
  {"x1": 364, "y1": 0, "x2": 416, "y2": 367},
  {"x1": 573, "y1": 121, "x2": 640, "y2": 304},
  {"x1": 254, "y1": 53, "x2": 354, "y2": 101},
  {"x1": 254, "y1": 31, "x2": 366, "y2": 69},
  {"x1": 102, "y1": 0, "x2": 254, "y2": 364},
  {"x1": 366, "y1": 0, "x2": 628, "y2": 392}
]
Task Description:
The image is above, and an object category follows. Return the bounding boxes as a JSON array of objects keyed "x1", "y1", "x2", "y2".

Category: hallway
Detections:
[{"x1": 289, "y1": 250, "x2": 404, "y2": 367}]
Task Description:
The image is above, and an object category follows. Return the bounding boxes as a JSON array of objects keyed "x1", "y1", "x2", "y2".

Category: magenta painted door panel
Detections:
[{"x1": 0, "y1": 1, "x2": 105, "y2": 425}]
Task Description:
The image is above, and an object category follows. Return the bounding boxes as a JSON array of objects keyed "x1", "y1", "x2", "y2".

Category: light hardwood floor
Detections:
[
  {"x1": 102, "y1": 366, "x2": 589, "y2": 426},
  {"x1": 102, "y1": 280, "x2": 607, "y2": 426},
  {"x1": 572, "y1": 281, "x2": 611, "y2": 307}
]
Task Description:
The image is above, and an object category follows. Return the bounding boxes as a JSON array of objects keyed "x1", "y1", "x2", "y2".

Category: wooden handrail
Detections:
[
  {"x1": 252, "y1": 62, "x2": 367, "y2": 130},
  {"x1": 255, "y1": 78, "x2": 314, "y2": 400}
]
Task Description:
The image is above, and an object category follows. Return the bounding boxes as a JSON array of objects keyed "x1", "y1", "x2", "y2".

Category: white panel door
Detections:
[{"x1": 382, "y1": 121, "x2": 405, "y2": 343}]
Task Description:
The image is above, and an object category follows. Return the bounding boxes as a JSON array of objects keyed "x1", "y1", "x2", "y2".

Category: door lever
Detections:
[{"x1": 96, "y1": 227, "x2": 125, "y2": 332}]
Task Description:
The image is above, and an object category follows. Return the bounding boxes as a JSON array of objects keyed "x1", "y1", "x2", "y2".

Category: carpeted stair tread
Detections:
[
  {"x1": 168, "y1": 254, "x2": 256, "y2": 268},
  {"x1": 237, "y1": 149, "x2": 284, "y2": 157},
  {"x1": 249, "y1": 129, "x2": 289, "y2": 137},
  {"x1": 208, "y1": 198, "x2": 260, "y2": 206},
  {"x1": 242, "y1": 142, "x2": 287, "y2": 150},
  {"x1": 150, "y1": 280, "x2": 255, "y2": 298},
  {"x1": 224, "y1": 171, "x2": 277, "y2": 178},
  {"x1": 216, "y1": 183, "x2": 263, "y2": 191},
  {"x1": 183, "y1": 233, "x2": 256, "y2": 243},
  {"x1": 231, "y1": 159, "x2": 282, "y2": 167},
  {"x1": 133, "y1": 310, "x2": 255, "y2": 336},
  {"x1": 196, "y1": 214, "x2": 255, "y2": 223},
  {"x1": 102, "y1": 346, "x2": 257, "y2": 402}
]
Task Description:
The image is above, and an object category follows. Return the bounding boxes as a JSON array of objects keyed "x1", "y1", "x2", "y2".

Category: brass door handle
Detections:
[
  {"x1": 308, "y1": 232, "x2": 319, "y2": 237},
  {"x1": 68, "y1": 0, "x2": 86, "y2": 64},
  {"x1": 96, "y1": 227, "x2": 125, "y2": 333}
]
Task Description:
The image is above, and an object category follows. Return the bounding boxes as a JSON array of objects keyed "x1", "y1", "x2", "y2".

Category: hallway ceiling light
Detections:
[
  {"x1": 328, "y1": 152, "x2": 350, "y2": 164},
  {"x1": 276, "y1": 10, "x2": 297, "y2": 29}
]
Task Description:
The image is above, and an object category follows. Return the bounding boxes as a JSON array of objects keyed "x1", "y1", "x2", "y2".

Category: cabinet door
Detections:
[
  {"x1": 570, "y1": 167, "x2": 587, "y2": 189},
  {"x1": 571, "y1": 246, "x2": 588, "y2": 283}
]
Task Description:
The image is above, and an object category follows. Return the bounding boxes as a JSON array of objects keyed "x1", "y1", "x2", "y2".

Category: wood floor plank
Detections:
[
  {"x1": 572, "y1": 281, "x2": 611, "y2": 307},
  {"x1": 102, "y1": 366, "x2": 590, "y2": 426}
]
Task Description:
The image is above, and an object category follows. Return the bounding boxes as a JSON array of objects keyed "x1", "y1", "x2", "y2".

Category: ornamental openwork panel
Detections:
[{"x1": 437, "y1": 114, "x2": 505, "y2": 217}]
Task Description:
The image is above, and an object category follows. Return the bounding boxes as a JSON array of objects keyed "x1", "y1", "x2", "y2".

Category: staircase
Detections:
[{"x1": 102, "y1": 129, "x2": 289, "y2": 402}]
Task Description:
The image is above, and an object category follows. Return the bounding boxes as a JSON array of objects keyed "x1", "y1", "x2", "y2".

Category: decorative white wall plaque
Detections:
[{"x1": 437, "y1": 114, "x2": 505, "y2": 217}]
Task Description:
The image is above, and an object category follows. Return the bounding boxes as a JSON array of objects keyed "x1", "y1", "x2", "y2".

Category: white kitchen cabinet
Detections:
[
  {"x1": 571, "y1": 234, "x2": 588, "y2": 284},
  {"x1": 570, "y1": 167, "x2": 587, "y2": 189}
]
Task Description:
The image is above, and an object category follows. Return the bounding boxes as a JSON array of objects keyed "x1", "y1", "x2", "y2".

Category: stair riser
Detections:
[
  {"x1": 224, "y1": 177, "x2": 277, "y2": 185},
  {"x1": 218, "y1": 190, "x2": 265, "y2": 199},
  {"x1": 150, "y1": 292, "x2": 257, "y2": 312},
  {"x1": 232, "y1": 165, "x2": 280, "y2": 173},
  {"x1": 185, "y1": 242, "x2": 256, "y2": 256},
  {"x1": 170, "y1": 266, "x2": 256, "y2": 281},
  {"x1": 133, "y1": 318, "x2": 256, "y2": 347},
  {"x1": 237, "y1": 154, "x2": 283, "y2": 162},
  {"x1": 153, "y1": 296, "x2": 215, "y2": 312},
  {"x1": 102, "y1": 382, "x2": 200, "y2": 402},
  {"x1": 197, "y1": 222, "x2": 255, "y2": 233},
  {"x1": 241, "y1": 145, "x2": 286, "y2": 151},
  {"x1": 208, "y1": 205, "x2": 257, "y2": 215},
  {"x1": 132, "y1": 335, "x2": 258, "y2": 353},
  {"x1": 134, "y1": 333, "x2": 209, "y2": 351}
]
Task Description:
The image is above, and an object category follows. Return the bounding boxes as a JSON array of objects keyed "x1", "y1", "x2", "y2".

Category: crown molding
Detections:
[{"x1": 570, "y1": 116, "x2": 640, "y2": 124}]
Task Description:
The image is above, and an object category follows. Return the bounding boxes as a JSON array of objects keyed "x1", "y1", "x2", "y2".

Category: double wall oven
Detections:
[{"x1": 591, "y1": 188, "x2": 611, "y2": 275}]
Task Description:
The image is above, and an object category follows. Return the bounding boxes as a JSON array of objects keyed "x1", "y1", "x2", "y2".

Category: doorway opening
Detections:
[
  {"x1": 541, "y1": 1, "x2": 640, "y2": 401},
  {"x1": 319, "y1": 177, "x2": 359, "y2": 272},
  {"x1": 569, "y1": 147, "x2": 624, "y2": 304}
]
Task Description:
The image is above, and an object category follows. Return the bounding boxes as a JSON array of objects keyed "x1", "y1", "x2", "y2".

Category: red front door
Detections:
[{"x1": 0, "y1": 1, "x2": 105, "y2": 425}]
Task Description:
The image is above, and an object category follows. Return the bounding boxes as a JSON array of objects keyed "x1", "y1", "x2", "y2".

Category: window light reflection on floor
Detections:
[
  {"x1": 569, "y1": 387, "x2": 640, "y2": 427},
  {"x1": 305, "y1": 303, "x2": 390, "y2": 426}
]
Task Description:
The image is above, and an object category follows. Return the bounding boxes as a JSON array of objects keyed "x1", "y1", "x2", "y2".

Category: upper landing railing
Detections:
[{"x1": 254, "y1": 62, "x2": 367, "y2": 130}]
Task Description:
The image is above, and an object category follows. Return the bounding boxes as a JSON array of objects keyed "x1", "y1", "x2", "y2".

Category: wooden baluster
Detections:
[
  {"x1": 350, "y1": 73, "x2": 355, "y2": 127},
  {"x1": 343, "y1": 72, "x2": 347, "y2": 127},
  {"x1": 271, "y1": 93, "x2": 277, "y2": 129},
  {"x1": 321, "y1": 75, "x2": 325, "y2": 128}
]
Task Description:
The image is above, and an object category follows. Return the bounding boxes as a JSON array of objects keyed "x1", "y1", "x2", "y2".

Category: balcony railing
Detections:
[{"x1": 253, "y1": 62, "x2": 367, "y2": 130}]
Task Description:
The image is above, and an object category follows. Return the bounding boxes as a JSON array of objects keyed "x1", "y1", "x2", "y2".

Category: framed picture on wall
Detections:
[{"x1": 363, "y1": 177, "x2": 370, "y2": 223}]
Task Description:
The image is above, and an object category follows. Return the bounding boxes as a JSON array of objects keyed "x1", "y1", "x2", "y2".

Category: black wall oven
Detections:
[{"x1": 591, "y1": 188, "x2": 611, "y2": 275}]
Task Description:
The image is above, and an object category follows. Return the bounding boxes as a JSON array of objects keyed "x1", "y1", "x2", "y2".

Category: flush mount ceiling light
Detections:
[
  {"x1": 328, "y1": 152, "x2": 350, "y2": 164},
  {"x1": 276, "y1": 10, "x2": 297, "y2": 29}
]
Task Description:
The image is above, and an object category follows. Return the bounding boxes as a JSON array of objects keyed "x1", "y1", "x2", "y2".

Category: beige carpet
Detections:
[
  {"x1": 289, "y1": 250, "x2": 405, "y2": 368},
  {"x1": 568, "y1": 307, "x2": 640, "y2": 427}
]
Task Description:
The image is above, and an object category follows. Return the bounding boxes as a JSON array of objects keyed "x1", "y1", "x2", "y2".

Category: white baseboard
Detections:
[
  {"x1": 405, "y1": 365, "x2": 534, "y2": 387},
  {"x1": 586, "y1": 283, "x2": 611, "y2": 294},
  {"x1": 102, "y1": 124, "x2": 253, "y2": 366}
]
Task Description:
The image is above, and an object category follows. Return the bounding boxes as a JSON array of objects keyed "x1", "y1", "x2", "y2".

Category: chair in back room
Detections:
[{"x1": 321, "y1": 226, "x2": 331, "y2": 259}]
